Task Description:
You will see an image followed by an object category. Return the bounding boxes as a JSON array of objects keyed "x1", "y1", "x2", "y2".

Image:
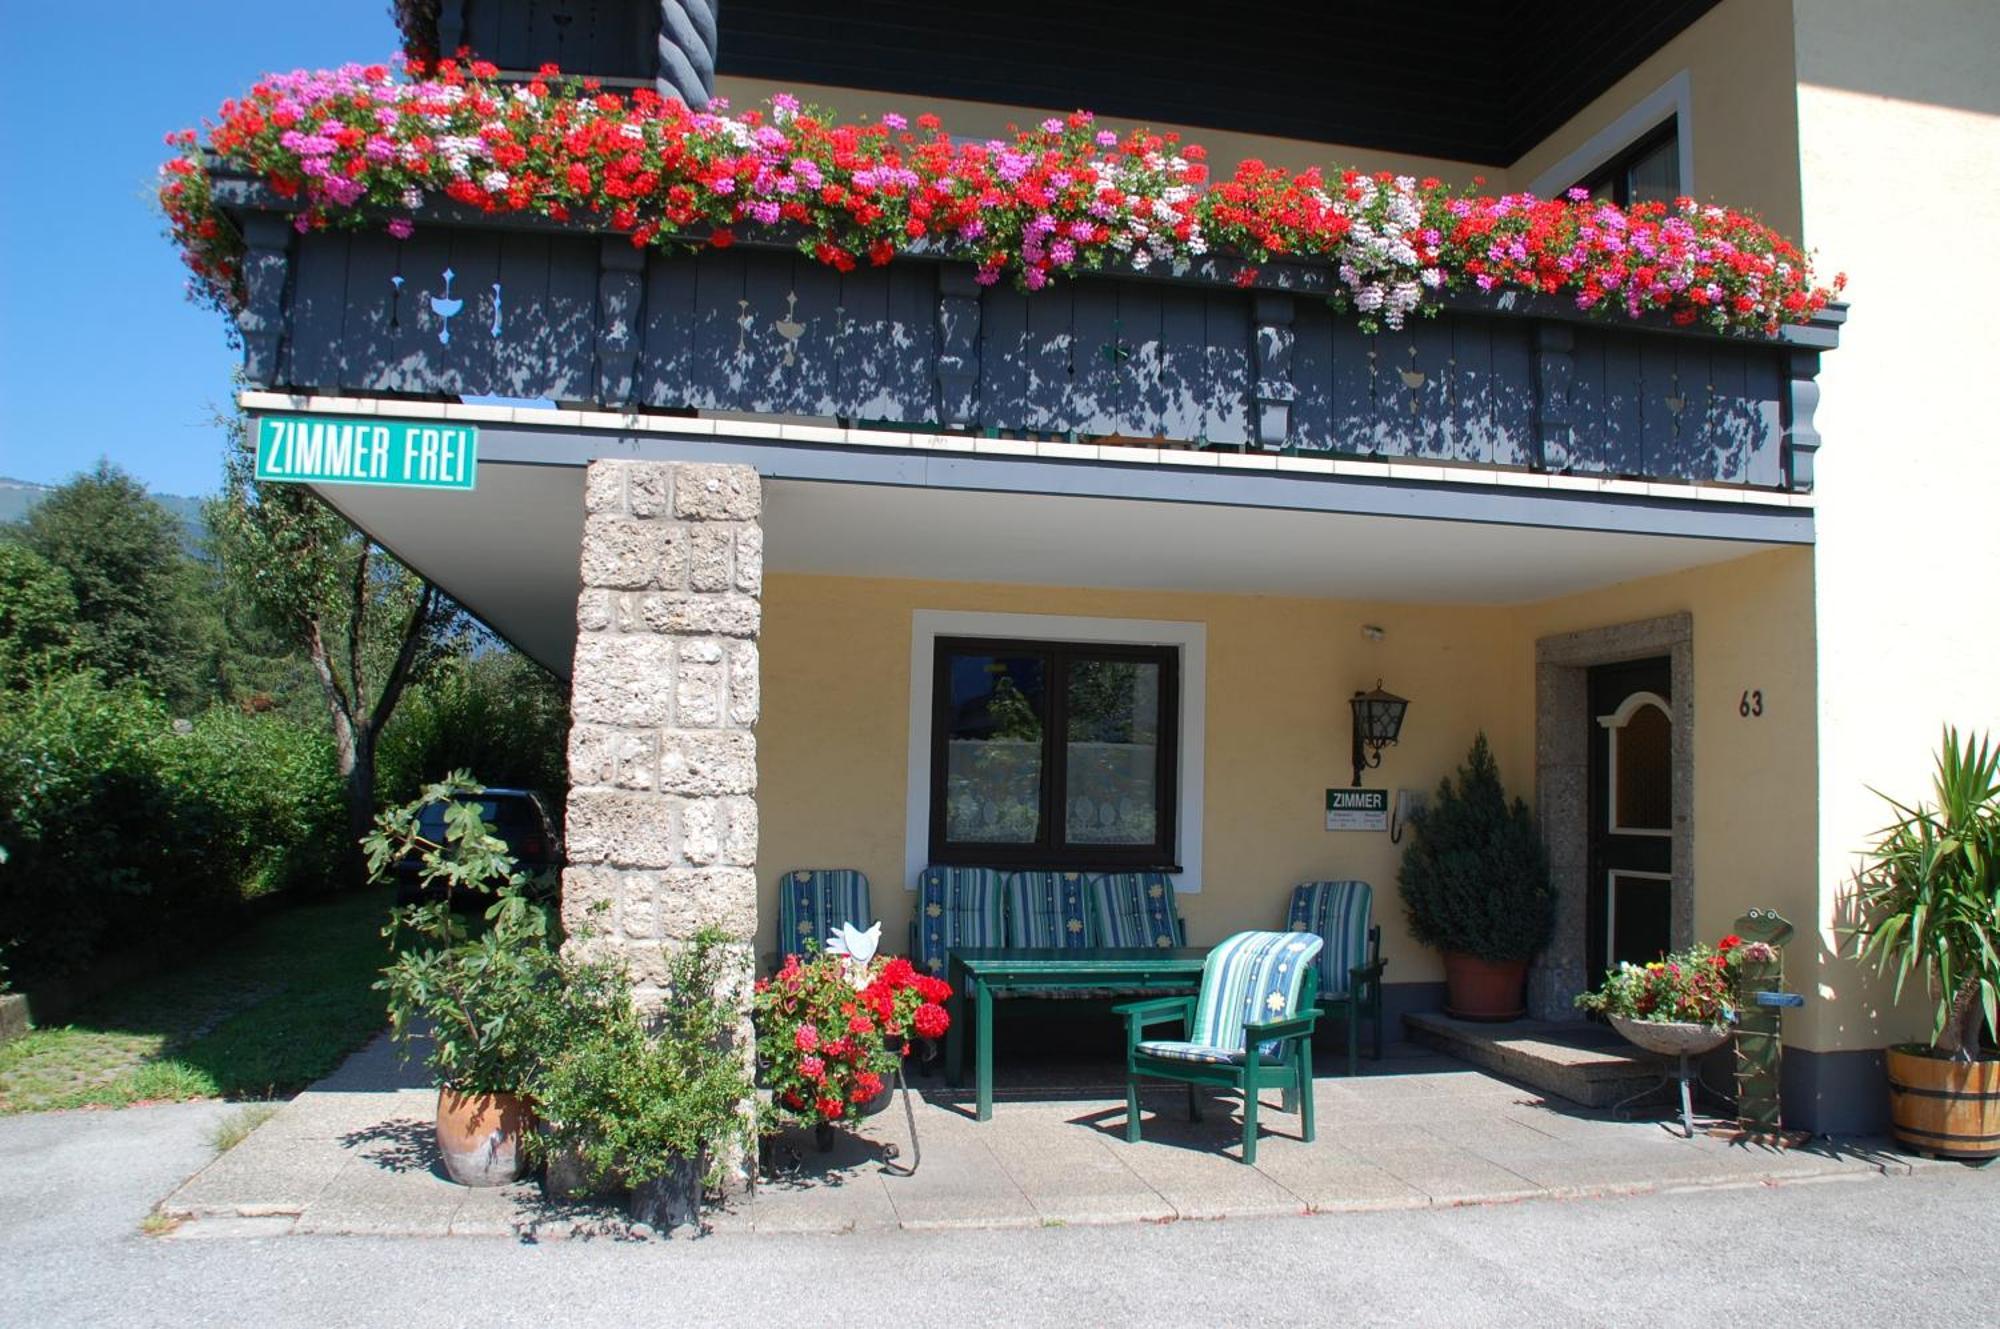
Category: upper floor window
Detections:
[
  {"x1": 929, "y1": 637, "x2": 1178, "y2": 869},
  {"x1": 1572, "y1": 118, "x2": 1681, "y2": 207}
]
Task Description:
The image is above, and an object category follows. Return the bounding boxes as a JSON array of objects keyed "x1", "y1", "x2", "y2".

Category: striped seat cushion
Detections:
[
  {"x1": 915, "y1": 866, "x2": 1008, "y2": 975},
  {"x1": 1003, "y1": 871, "x2": 1094, "y2": 948},
  {"x1": 776, "y1": 869, "x2": 872, "y2": 959},
  {"x1": 1285, "y1": 881, "x2": 1373, "y2": 998},
  {"x1": 1190, "y1": 930, "x2": 1324, "y2": 1059},
  {"x1": 1087, "y1": 871, "x2": 1182, "y2": 949},
  {"x1": 1136, "y1": 1039, "x2": 1285, "y2": 1067}
]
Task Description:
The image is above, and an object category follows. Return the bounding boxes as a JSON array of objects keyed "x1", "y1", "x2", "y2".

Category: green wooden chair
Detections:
[
  {"x1": 775, "y1": 869, "x2": 873, "y2": 963},
  {"x1": 1002, "y1": 870, "x2": 1094, "y2": 948},
  {"x1": 1086, "y1": 870, "x2": 1188, "y2": 948},
  {"x1": 1286, "y1": 880, "x2": 1388, "y2": 1076},
  {"x1": 1116, "y1": 930, "x2": 1324, "y2": 1164},
  {"x1": 911, "y1": 866, "x2": 1008, "y2": 975}
]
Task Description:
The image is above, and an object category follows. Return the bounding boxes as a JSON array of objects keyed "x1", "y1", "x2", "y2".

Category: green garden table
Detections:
[{"x1": 945, "y1": 947, "x2": 1207, "y2": 1122}]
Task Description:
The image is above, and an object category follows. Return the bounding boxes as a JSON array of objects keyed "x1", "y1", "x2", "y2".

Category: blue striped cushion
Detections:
[
  {"x1": 1190, "y1": 931, "x2": 1324, "y2": 1058},
  {"x1": 1285, "y1": 881, "x2": 1373, "y2": 998},
  {"x1": 1087, "y1": 872, "x2": 1181, "y2": 949},
  {"x1": 776, "y1": 869, "x2": 872, "y2": 959},
  {"x1": 1003, "y1": 871, "x2": 1093, "y2": 948},
  {"x1": 1136, "y1": 1039, "x2": 1285, "y2": 1067},
  {"x1": 915, "y1": 867, "x2": 1008, "y2": 975}
]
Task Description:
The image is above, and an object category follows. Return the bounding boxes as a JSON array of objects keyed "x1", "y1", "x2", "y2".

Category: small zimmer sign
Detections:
[
  {"x1": 1326, "y1": 788, "x2": 1388, "y2": 831},
  {"x1": 255, "y1": 414, "x2": 478, "y2": 490}
]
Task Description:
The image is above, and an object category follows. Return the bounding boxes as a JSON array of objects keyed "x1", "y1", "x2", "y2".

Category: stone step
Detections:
[{"x1": 1404, "y1": 1012, "x2": 1670, "y2": 1109}]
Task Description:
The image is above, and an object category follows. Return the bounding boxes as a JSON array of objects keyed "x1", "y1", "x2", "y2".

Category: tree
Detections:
[
  {"x1": 377, "y1": 651, "x2": 570, "y2": 809},
  {"x1": 0, "y1": 542, "x2": 83, "y2": 687},
  {"x1": 20, "y1": 462, "x2": 220, "y2": 711},
  {"x1": 209, "y1": 415, "x2": 463, "y2": 884},
  {"x1": 1397, "y1": 732, "x2": 1555, "y2": 965}
]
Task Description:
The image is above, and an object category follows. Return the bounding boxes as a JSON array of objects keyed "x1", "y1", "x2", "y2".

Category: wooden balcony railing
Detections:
[{"x1": 219, "y1": 177, "x2": 1839, "y2": 492}]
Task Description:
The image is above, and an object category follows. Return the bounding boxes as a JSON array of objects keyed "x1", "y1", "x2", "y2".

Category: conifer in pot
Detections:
[{"x1": 1397, "y1": 733, "x2": 1555, "y2": 1020}]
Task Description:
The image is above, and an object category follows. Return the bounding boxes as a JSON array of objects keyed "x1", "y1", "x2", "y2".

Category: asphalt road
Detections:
[{"x1": 2, "y1": 1101, "x2": 1993, "y2": 1329}]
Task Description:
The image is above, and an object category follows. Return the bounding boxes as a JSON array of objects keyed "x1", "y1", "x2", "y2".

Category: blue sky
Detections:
[{"x1": 1, "y1": 2, "x2": 401, "y2": 498}]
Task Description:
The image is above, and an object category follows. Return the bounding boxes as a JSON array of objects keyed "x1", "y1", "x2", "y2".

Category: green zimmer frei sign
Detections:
[{"x1": 256, "y1": 414, "x2": 478, "y2": 490}]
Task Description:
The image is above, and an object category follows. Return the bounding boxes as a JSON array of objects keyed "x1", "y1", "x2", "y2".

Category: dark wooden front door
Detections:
[{"x1": 1586, "y1": 657, "x2": 1674, "y2": 981}]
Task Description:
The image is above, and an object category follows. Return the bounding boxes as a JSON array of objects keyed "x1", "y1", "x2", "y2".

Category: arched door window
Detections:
[{"x1": 1598, "y1": 692, "x2": 1671, "y2": 836}]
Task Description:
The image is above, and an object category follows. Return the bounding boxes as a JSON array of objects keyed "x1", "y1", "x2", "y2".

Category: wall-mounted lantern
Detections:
[{"x1": 1350, "y1": 681, "x2": 1409, "y2": 786}]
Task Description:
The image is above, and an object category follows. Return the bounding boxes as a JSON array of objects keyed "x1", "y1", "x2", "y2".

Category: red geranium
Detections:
[
  {"x1": 159, "y1": 59, "x2": 1837, "y2": 337},
  {"x1": 753, "y1": 944, "x2": 953, "y2": 1127}
]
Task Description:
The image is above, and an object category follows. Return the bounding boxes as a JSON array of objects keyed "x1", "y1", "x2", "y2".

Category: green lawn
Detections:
[{"x1": 0, "y1": 888, "x2": 394, "y2": 1114}]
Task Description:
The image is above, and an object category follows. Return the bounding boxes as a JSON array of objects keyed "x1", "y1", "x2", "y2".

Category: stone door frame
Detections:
[{"x1": 1530, "y1": 612, "x2": 1693, "y2": 1020}]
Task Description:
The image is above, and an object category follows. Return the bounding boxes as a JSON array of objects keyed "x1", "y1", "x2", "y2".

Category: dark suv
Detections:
[{"x1": 391, "y1": 787, "x2": 562, "y2": 907}]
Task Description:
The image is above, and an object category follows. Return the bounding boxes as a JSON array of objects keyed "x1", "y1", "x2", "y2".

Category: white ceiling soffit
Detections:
[
  {"x1": 310, "y1": 463, "x2": 586, "y2": 673},
  {"x1": 763, "y1": 480, "x2": 1774, "y2": 605},
  {"x1": 313, "y1": 467, "x2": 1776, "y2": 676}
]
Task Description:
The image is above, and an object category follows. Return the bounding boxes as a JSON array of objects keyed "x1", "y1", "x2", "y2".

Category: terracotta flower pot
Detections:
[
  {"x1": 436, "y1": 1088, "x2": 531, "y2": 1187},
  {"x1": 1886, "y1": 1045, "x2": 2000, "y2": 1161},
  {"x1": 1442, "y1": 952, "x2": 1528, "y2": 1021}
]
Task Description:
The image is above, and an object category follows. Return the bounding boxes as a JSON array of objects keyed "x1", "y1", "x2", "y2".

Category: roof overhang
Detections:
[
  {"x1": 395, "y1": 1, "x2": 1725, "y2": 165},
  {"x1": 248, "y1": 394, "x2": 1809, "y2": 678}
]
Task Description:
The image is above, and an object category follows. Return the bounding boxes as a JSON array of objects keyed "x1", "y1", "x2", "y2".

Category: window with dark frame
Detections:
[
  {"x1": 928, "y1": 637, "x2": 1179, "y2": 869},
  {"x1": 1571, "y1": 117, "x2": 1681, "y2": 207}
]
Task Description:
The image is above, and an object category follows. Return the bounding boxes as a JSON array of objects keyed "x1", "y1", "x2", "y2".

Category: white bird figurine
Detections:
[{"x1": 824, "y1": 920, "x2": 882, "y2": 988}]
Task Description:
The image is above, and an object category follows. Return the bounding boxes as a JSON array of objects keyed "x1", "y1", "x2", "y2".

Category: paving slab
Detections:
[
  {"x1": 1311, "y1": 1116, "x2": 1454, "y2": 1153},
  {"x1": 155, "y1": 1035, "x2": 1961, "y2": 1240},
  {"x1": 1106, "y1": 1099, "x2": 1312, "y2": 1219},
  {"x1": 980, "y1": 1116, "x2": 1173, "y2": 1225},
  {"x1": 163, "y1": 1131, "x2": 352, "y2": 1217},
  {"x1": 252, "y1": 1088, "x2": 436, "y2": 1142},
  {"x1": 1358, "y1": 1145, "x2": 1546, "y2": 1206},
  {"x1": 749, "y1": 1117, "x2": 903, "y2": 1230},
  {"x1": 751, "y1": 1173, "x2": 900, "y2": 1233},
  {"x1": 291, "y1": 1157, "x2": 467, "y2": 1236},
  {"x1": 446, "y1": 1180, "x2": 551, "y2": 1237},
  {"x1": 1243, "y1": 1138, "x2": 1430, "y2": 1213},
  {"x1": 162, "y1": 1214, "x2": 299, "y2": 1240},
  {"x1": 879, "y1": 1136, "x2": 1038, "y2": 1230},
  {"x1": 1410, "y1": 1109, "x2": 1571, "y2": 1151}
]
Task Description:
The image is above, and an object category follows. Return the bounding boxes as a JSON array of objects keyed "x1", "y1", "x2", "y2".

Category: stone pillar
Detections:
[{"x1": 562, "y1": 460, "x2": 762, "y2": 1007}]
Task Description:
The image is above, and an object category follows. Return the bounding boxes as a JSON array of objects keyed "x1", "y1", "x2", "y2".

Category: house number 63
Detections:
[{"x1": 1739, "y1": 690, "x2": 1764, "y2": 718}]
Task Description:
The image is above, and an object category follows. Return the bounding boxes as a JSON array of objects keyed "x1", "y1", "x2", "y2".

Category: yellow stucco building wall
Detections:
[
  {"x1": 1505, "y1": 0, "x2": 1804, "y2": 238},
  {"x1": 1792, "y1": 0, "x2": 2000, "y2": 1053},
  {"x1": 729, "y1": 0, "x2": 1998, "y2": 1073},
  {"x1": 757, "y1": 546, "x2": 1819, "y2": 1021}
]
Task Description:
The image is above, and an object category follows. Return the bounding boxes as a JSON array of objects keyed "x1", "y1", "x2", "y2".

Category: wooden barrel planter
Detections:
[{"x1": 1885, "y1": 1046, "x2": 2000, "y2": 1161}]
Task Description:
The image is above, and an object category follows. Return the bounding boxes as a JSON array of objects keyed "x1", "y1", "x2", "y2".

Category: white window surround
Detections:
[
  {"x1": 1527, "y1": 70, "x2": 1694, "y2": 202},
  {"x1": 904, "y1": 609, "x2": 1207, "y2": 894},
  {"x1": 1599, "y1": 690, "x2": 1672, "y2": 838}
]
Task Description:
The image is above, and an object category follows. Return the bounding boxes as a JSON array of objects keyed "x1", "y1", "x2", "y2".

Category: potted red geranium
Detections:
[{"x1": 754, "y1": 942, "x2": 951, "y2": 1147}]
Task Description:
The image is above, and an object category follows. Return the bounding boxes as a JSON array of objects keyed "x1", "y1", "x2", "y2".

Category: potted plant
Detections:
[
  {"x1": 1575, "y1": 938, "x2": 1747, "y2": 1055},
  {"x1": 1849, "y1": 727, "x2": 2000, "y2": 1161},
  {"x1": 1398, "y1": 733, "x2": 1554, "y2": 1020},
  {"x1": 753, "y1": 943, "x2": 950, "y2": 1148},
  {"x1": 529, "y1": 929, "x2": 756, "y2": 1231},
  {"x1": 369, "y1": 774, "x2": 557, "y2": 1186}
]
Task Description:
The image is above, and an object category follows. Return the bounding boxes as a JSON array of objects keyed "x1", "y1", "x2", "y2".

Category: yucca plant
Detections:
[{"x1": 1849, "y1": 727, "x2": 2000, "y2": 1062}]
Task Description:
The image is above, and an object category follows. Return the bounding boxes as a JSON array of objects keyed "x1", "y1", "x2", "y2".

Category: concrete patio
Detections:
[{"x1": 159, "y1": 1029, "x2": 1949, "y2": 1239}]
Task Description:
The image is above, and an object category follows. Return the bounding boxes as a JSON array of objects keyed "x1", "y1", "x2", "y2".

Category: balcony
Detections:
[{"x1": 216, "y1": 171, "x2": 1839, "y2": 495}]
